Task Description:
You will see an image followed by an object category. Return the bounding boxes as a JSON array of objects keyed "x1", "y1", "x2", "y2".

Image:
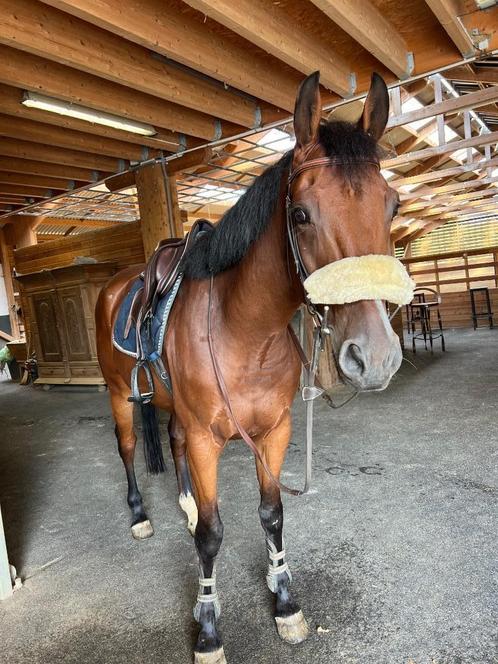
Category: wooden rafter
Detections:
[
  {"x1": 182, "y1": 0, "x2": 353, "y2": 96},
  {"x1": 0, "y1": 138, "x2": 123, "y2": 172},
  {"x1": 0, "y1": 83, "x2": 186, "y2": 152},
  {"x1": 41, "y1": 0, "x2": 303, "y2": 112},
  {"x1": 309, "y1": 0, "x2": 410, "y2": 78},
  {"x1": 400, "y1": 174, "x2": 498, "y2": 200},
  {"x1": 0, "y1": 157, "x2": 99, "y2": 182},
  {"x1": 0, "y1": 0, "x2": 264, "y2": 128},
  {"x1": 390, "y1": 156, "x2": 498, "y2": 187},
  {"x1": 387, "y1": 84, "x2": 498, "y2": 129},
  {"x1": 0, "y1": 172, "x2": 78, "y2": 190},
  {"x1": 424, "y1": 0, "x2": 475, "y2": 57},
  {"x1": 0, "y1": 185, "x2": 52, "y2": 198},
  {"x1": 0, "y1": 114, "x2": 157, "y2": 162},
  {"x1": 383, "y1": 131, "x2": 498, "y2": 169},
  {"x1": 0, "y1": 45, "x2": 241, "y2": 141}
]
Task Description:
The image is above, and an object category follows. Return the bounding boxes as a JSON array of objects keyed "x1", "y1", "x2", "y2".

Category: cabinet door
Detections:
[
  {"x1": 32, "y1": 292, "x2": 64, "y2": 362},
  {"x1": 58, "y1": 287, "x2": 91, "y2": 362}
]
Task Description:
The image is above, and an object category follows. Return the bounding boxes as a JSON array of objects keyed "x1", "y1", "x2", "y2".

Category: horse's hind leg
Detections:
[
  {"x1": 168, "y1": 415, "x2": 198, "y2": 535},
  {"x1": 256, "y1": 410, "x2": 309, "y2": 644},
  {"x1": 110, "y1": 387, "x2": 153, "y2": 540}
]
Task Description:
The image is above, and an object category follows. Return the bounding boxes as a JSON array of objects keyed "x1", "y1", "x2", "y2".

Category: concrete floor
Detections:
[{"x1": 0, "y1": 329, "x2": 497, "y2": 664}]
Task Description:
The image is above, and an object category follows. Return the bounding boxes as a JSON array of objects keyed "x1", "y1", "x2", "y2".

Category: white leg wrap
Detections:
[
  {"x1": 266, "y1": 539, "x2": 292, "y2": 593},
  {"x1": 193, "y1": 565, "x2": 221, "y2": 622}
]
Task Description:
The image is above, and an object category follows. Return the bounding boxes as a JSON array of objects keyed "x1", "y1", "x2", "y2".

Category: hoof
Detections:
[
  {"x1": 275, "y1": 610, "x2": 309, "y2": 644},
  {"x1": 131, "y1": 519, "x2": 154, "y2": 540},
  {"x1": 179, "y1": 492, "x2": 198, "y2": 536},
  {"x1": 194, "y1": 647, "x2": 227, "y2": 664}
]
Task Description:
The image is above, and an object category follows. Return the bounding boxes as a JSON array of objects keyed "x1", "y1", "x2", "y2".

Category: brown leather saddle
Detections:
[{"x1": 126, "y1": 219, "x2": 214, "y2": 404}]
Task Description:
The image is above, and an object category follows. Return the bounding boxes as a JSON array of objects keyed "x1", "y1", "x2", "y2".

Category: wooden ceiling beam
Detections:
[
  {"x1": 460, "y1": 4, "x2": 498, "y2": 52},
  {"x1": 37, "y1": 217, "x2": 116, "y2": 228},
  {"x1": 0, "y1": 198, "x2": 26, "y2": 205},
  {"x1": 0, "y1": 45, "x2": 241, "y2": 141},
  {"x1": 400, "y1": 175, "x2": 498, "y2": 201},
  {"x1": 424, "y1": 0, "x2": 475, "y2": 57},
  {"x1": 400, "y1": 184, "x2": 498, "y2": 214},
  {"x1": 401, "y1": 187, "x2": 498, "y2": 219},
  {"x1": 395, "y1": 120, "x2": 438, "y2": 154},
  {"x1": 383, "y1": 131, "x2": 498, "y2": 169},
  {"x1": 391, "y1": 156, "x2": 498, "y2": 187},
  {"x1": 42, "y1": 0, "x2": 303, "y2": 112},
  {"x1": 0, "y1": 138, "x2": 125, "y2": 172},
  {"x1": 0, "y1": 115, "x2": 156, "y2": 162},
  {"x1": 182, "y1": 0, "x2": 353, "y2": 97},
  {"x1": 0, "y1": 157, "x2": 101, "y2": 182},
  {"x1": 308, "y1": 0, "x2": 411, "y2": 78},
  {"x1": 0, "y1": 172, "x2": 78, "y2": 190},
  {"x1": 0, "y1": 0, "x2": 262, "y2": 128},
  {"x1": 387, "y1": 84, "x2": 498, "y2": 129},
  {"x1": 0, "y1": 184, "x2": 52, "y2": 198},
  {"x1": 447, "y1": 65, "x2": 498, "y2": 86},
  {"x1": 0, "y1": 83, "x2": 187, "y2": 152}
]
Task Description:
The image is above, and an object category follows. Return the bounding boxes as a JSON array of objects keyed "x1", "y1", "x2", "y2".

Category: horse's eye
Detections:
[{"x1": 292, "y1": 207, "x2": 308, "y2": 224}]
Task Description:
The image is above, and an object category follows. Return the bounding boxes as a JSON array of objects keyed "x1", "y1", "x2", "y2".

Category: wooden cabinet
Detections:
[{"x1": 16, "y1": 263, "x2": 116, "y2": 385}]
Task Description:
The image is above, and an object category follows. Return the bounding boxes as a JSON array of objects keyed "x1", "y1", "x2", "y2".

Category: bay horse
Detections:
[{"x1": 96, "y1": 71, "x2": 403, "y2": 663}]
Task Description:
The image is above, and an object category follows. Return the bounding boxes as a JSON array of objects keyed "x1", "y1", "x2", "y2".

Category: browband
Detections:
[{"x1": 287, "y1": 141, "x2": 380, "y2": 187}]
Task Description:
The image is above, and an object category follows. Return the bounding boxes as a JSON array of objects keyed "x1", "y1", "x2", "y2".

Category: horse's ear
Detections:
[
  {"x1": 358, "y1": 72, "x2": 389, "y2": 141},
  {"x1": 294, "y1": 71, "x2": 321, "y2": 149}
]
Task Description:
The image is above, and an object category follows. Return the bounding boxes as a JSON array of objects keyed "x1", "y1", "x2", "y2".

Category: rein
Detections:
[{"x1": 206, "y1": 145, "x2": 380, "y2": 496}]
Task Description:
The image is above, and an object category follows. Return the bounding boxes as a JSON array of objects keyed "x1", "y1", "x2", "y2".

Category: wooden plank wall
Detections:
[
  {"x1": 402, "y1": 246, "x2": 498, "y2": 329},
  {"x1": 13, "y1": 222, "x2": 144, "y2": 275}
]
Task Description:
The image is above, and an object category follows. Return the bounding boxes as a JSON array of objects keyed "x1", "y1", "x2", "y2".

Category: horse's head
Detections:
[{"x1": 290, "y1": 72, "x2": 407, "y2": 391}]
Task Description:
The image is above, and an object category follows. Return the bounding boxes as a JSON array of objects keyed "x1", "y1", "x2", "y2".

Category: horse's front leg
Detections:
[
  {"x1": 256, "y1": 409, "x2": 309, "y2": 644},
  {"x1": 187, "y1": 433, "x2": 226, "y2": 664}
]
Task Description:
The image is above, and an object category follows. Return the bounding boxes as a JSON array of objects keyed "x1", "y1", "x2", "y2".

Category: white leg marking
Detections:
[
  {"x1": 131, "y1": 519, "x2": 154, "y2": 540},
  {"x1": 275, "y1": 610, "x2": 310, "y2": 644},
  {"x1": 179, "y1": 492, "x2": 198, "y2": 535},
  {"x1": 194, "y1": 647, "x2": 227, "y2": 664}
]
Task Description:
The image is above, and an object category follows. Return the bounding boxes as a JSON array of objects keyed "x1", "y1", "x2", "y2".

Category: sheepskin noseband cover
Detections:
[{"x1": 303, "y1": 254, "x2": 415, "y2": 306}]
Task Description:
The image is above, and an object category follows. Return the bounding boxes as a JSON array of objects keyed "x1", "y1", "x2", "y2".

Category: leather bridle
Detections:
[
  {"x1": 207, "y1": 145, "x2": 381, "y2": 496},
  {"x1": 285, "y1": 140, "x2": 380, "y2": 326}
]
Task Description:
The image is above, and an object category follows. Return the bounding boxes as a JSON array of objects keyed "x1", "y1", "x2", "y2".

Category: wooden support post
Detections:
[
  {"x1": 390, "y1": 87, "x2": 402, "y2": 118},
  {"x1": 0, "y1": 506, "x2": 12, "y2": 601},
  {"x1": 10, "y1": 215, "x2": 44, "y2": 249},
  {"x1": 136, "y1": 162, "x2": 183, "y2": 260},
  {"x1": 0, "y1": 228, "x2": 20, "y2": 339},
  {"x1": 463, "y1": 111, "x2": 473, "y2": 164},
  {"x1": 485, "y1": 145, "x2": 492, "y2": 177},
  {"x1": 433, "y1": 76, "x2": 445, "y2": 146}
]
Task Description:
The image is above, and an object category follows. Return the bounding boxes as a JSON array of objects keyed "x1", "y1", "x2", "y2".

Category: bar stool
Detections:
[
  {"x1": 409, "y1": 287, "x2": 445, "y2": 353},
  {"x1": 469, "y1": 287, "x2": 493, "y2": 329}
]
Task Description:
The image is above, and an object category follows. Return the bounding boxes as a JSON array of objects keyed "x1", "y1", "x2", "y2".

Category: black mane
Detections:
[{"x1": 181, "y1": 120, "x2": 380, "y2": 280}]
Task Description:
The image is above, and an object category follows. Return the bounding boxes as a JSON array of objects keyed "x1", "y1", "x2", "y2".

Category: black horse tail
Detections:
[{"x1": 140, "y1": 402, "x2": 166, "y2": 474}]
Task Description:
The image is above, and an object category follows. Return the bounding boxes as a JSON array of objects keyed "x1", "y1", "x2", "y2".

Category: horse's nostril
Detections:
[{"x1": 340, "y1": 342, "x2": 366, "y2": 378}]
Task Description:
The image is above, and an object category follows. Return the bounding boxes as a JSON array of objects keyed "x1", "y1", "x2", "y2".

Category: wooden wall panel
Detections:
[
  {"x1": 402, "y1": 288, "x2": 498, "y2": 329},
  {"x1": 13, "y1": 221, "x2": 144, "y2": 275}
]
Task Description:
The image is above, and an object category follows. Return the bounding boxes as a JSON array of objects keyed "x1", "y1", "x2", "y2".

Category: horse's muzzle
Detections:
[{"x1": 338, "y1": 334, "x2": 402, "y2": 391}]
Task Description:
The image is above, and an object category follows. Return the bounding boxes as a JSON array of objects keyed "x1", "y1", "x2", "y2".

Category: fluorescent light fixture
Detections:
[{"x1": 22, "y1": 91, "x2": 157, "y2": 136}]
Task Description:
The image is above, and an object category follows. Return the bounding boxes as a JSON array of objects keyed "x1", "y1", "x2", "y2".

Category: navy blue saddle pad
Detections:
[{"x1": 112, "y1": 274, "x2": 183, "y2": 359}]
